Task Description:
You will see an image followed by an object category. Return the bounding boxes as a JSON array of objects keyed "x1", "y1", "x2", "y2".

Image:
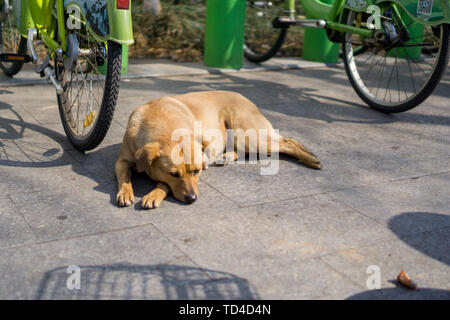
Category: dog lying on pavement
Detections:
[{"x1": 115, "y1": 91, "x2": 321, "y2": 209}]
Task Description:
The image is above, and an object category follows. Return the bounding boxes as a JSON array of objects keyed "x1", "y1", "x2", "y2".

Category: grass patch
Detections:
[
  {"x1": 130, "y1": 0, "x2": 206, "y2": 61},
  {"x1": 130, "y1": 0, "x2": 304, "y2": 61}
]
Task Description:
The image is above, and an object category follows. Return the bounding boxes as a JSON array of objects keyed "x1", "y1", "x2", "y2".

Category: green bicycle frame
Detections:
[
  {"x1": 13, "y1": 0, "x2": 133, "y2": 54},
  {"x1": 284, "y1": 0, "x2": 450, "y2": 37}
]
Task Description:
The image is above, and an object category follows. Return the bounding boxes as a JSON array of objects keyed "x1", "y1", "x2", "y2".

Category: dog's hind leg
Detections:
[
  {"x1": 115, "y1": 143, "x2": 136, "y2": 207},
  {"x1": 277, "y1": 136, "x2": 322, "y2": 169}
]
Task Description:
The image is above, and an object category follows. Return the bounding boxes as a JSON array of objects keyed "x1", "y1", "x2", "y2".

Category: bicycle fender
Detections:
[
  {"x1": 379, "y1": 0, "x2": 449, "y2": 25},
  {"x1": 64, "y1": 0, "x2": 134, "y2": 44},
  {"x1": 344, "y1": 0, "x2": 450, "y2": 25}
]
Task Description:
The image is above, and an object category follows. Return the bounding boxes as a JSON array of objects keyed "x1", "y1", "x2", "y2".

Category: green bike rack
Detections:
[
  {"x1": 99, "y1": 44, "x2": 129, "y2": 75},
  {"x1": 204, "y1": 0, "x2": 246, "y2": 69},
  {"x1": 302, "y1": 0, "x2": 340, "y2": 63},
  {"x1": 121, "y1": 44, "x2": 129, "y2": 75}
]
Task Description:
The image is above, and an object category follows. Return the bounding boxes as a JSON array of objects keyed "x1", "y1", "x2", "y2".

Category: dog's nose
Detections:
[{"x1": 184, "y1": 194, "x2": 197, "y2": 204}]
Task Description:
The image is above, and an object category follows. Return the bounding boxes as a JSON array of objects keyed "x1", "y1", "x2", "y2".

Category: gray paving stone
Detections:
[
  {"x1": 6, "y1": 169, "x2": 237, "y2": 242},
  {"x1": 200, "y1": 152, "x2": 383, "y2": 206},
  {"x1": 0, "y1": 200, "x2": 36, "y2": 248},
  {"x1": 320, "y1": 232, "x2": 450, "y2": 299},
  {"x1": 0, "y1": 152, "x2": 84, "y2": 195},
  {"x1": 328, "y1": 172, "x2": 450, "y2": 236},
  {"x1": 149, "y1": 194, "x2": 394, "y2": 298},
  {"x1": 256, "y1": 101, "x2": 450, "y2": 183},
  {"x1": 0, "y1": 61, "x2": 448, "y2": 299}
]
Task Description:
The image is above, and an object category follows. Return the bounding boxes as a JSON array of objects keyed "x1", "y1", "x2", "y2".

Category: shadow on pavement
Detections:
[
  {"x1": 388, "y1": 212, "x2": 449, "y2": 266},
  {"x1": 346, "y1": 285, "x2": 450, "y2": 300},
  {"x1": 35, "y1": 263, "x2": 259, "y2": 300},
  {"x1": 0, "y1": 109, "x2": 204, "y2": 208},
  {"x1": 0, "y1": 105, "x2": 315, "y2": 208},
  {"x1": 119, "y1": 70, "x2": 450, "y2": 127},
  {"x1": 0, "y1": 100, "x2": 153, "y2": 203},
  {"x1": 0, "y1": 102, "x2": 69, "y2": 168}
]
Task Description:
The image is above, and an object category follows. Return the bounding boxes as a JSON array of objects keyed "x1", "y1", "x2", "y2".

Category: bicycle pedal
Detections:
[
  {"x1": 273, "y1": 17, "x2": 326, "y2": 29},
  {"x1": 41, "y1": 66, "x2": 64, "y2": 95},
  {"x1": 0, "y1": 53, "x2": 32, "y2": 63},
  {"x1": 83, "y1": 110, "x2": 97, "y2": 128},
  {"x1": 36, "y1": 57, "x2": 50, "y2": 76}
]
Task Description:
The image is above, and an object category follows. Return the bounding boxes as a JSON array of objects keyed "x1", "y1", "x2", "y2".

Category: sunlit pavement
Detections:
[{"x1": 0, "y1": 58, "x2": 448, "y2": 299}]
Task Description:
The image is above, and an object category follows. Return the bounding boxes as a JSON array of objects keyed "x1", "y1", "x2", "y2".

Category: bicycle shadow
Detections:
[
  {"x1": 0, "y1": 102, "x2": 192, "y2": 208},
  {"x1": 119, "y1": 67, "x2": 450, "y2": 128},
  {"x1": 346, "y1": 285, "x2": 450, "y2": 300},
  {"x1": 120, "y1": 69, "x2": 395, "y2": 126},
  {"x1": 0, "y1": 102, "x2": 71, "y2": 167},
  {"x1": 35, "y1": 263, "x2": 259, "y2": 300}
]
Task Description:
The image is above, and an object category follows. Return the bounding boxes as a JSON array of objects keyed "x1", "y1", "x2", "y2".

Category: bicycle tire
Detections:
[
  {"x1": 244, "y1": 28, "x2": 287, "y2": 63},
  {"x1": 342, "y1": 9, "x2": 449, "y2": 113},
  {"x1": 56, "y1": 41, "x2": 122, "y2": 151},
  {"x1": 0, "y1": 15, "x2": 27, "y2": 76},
  {"x1": 244, "y1": 0, "x2": 288, "y2": 63}
]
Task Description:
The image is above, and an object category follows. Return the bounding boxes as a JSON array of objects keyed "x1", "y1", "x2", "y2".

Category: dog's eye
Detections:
[
  {"x1": 193, "y1": 169, "x2": 200, "y2": 175},
  {"x1": 169, "y1": 172, "x2": 180, "y2": 178}
]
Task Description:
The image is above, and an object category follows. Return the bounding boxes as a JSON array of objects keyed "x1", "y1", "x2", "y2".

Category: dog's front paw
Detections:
[
  {"x1": 117, "y1": 187, "x2": 135, "y2": 207},
  {"x1": 141, "y1": 190, "x2": 165, "y2": 209}
]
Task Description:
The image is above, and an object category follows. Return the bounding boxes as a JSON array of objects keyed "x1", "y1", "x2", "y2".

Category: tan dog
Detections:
[{"x1": 115, "y1": 91, "x2": 321, "y2": 209}]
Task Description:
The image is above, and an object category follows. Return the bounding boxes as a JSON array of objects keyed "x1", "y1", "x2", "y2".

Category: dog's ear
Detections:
[{"x1": 135, "y1": 142, "x2": 160, "y2": 173}]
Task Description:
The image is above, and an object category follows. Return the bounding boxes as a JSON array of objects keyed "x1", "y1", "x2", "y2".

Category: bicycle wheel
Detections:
[
  {"x1": 342, "y1": 8, "x2": 449, "y2": 113},
  {"x1": 244, "y1": 0, "x2": 287, "y2": 63},
  {"x1": 56, "y1": 27, "x2": 122, "y2": 151},
  {"x1": 0, "y1": 2, "x2": 27, "y2": 76}
]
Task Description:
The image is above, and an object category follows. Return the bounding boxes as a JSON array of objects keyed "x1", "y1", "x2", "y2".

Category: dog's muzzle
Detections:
[{"x1": 184, "y1": 194, "x2": 197, "y2": 204}]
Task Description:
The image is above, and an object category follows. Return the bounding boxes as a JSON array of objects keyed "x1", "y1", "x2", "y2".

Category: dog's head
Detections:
[{"x1": 135, "y1": 138, "x2": 203, "y2": 204}]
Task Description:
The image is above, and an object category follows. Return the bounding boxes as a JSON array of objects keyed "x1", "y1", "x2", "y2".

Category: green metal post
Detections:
[
  {"x1": 99, "y1": 45, "x2": 128, "y2": 75},
  {"x1": 204, "y1": 0, "x2": 246, "y2": 69},
  {"x1": 121, "y1": 44, "x2": 129, "y2": 74},
  {"x1": 302, "y1": 0, "x2": 339, "y2": 63}
]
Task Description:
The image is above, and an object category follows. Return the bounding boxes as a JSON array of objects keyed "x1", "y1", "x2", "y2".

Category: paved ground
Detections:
[{"x1": 0, "y1": 58, "x2": 448, "y2": 299}]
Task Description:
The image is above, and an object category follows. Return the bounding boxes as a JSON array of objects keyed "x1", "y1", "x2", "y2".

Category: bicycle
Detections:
[
  {"x1": 0, "y1": 0, "x2": 134, "y2": 150},
  {"x1": 244, "y1": 0, "x2": 449, "y2": 113}
]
